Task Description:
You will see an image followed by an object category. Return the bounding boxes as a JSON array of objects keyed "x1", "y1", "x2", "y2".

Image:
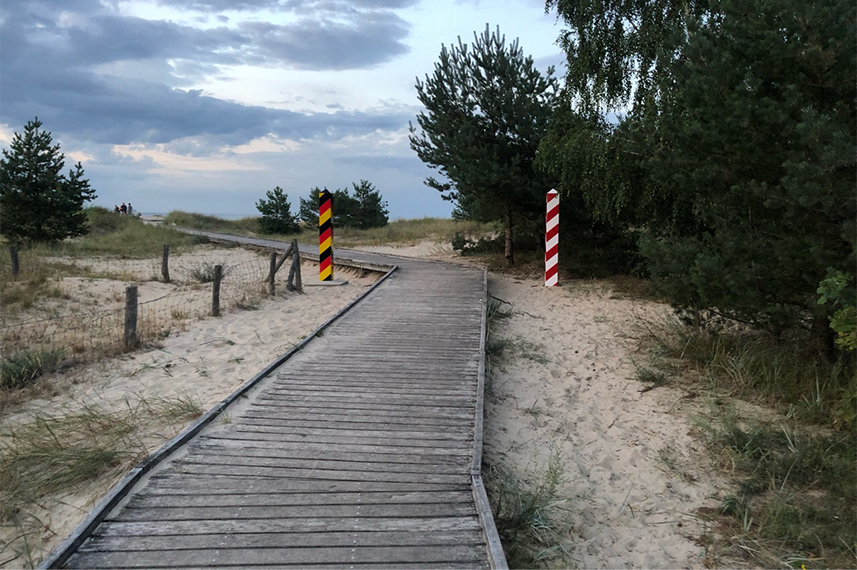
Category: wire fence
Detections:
[{"x1": 1, "y1": 249, "x2": 298, "y2": 369}]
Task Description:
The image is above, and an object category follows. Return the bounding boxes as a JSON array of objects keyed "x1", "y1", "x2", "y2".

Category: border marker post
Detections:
[
  {"x1": 545, "y1": 189, "x2": 559, "y2": 287},
  {"x1": 319, "y1": 190, "x2": 333, "y2": 281}
]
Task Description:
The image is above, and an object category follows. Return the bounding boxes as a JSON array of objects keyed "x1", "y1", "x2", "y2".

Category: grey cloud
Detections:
[
  {"x1": 0, "y1": 0, "x2": 414, "y2": 150},
  {"x1": 151, "y1": 0, "x2": 419, "y2": 12},
  {"x1": 239, "y1": 11, "x2": 409, "y2": 70}
]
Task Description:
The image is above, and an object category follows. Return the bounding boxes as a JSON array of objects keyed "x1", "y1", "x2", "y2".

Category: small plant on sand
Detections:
[
  {"x1": 187, "y1": 262, "x2": 227, "y2": 284},
  {"x1": 141, "y1": 393, "x2": 204, "y2": 423},
  {"x1": 0, "y1": 349, "x2": 65, "y2": 390},
  {"x1": 485, "y1": 453, "x2": 571, "y2": 568},
  {"x1": 233, "y1": 294, "x2": 261, "y2": 311}
]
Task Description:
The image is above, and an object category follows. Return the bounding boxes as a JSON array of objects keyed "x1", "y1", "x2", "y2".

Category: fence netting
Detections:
[{"x1": 1, "y1": 249, "x2": 292, "y2": 368}]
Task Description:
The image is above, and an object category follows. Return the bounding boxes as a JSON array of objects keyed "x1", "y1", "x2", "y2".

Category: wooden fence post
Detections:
[
  {"x1": 212, "y1": 264, "x2": 222, "y2": 316},
  {"x1": 162, "y1": 245, "x2": 170, "y2": 283},
  {"x1": 124, "y1": 285, "x2": 138, "y2": 348},
  {"x1": 269, "y1": 252, "x2": 277, "y2": 296},
  {"x1": 293, "y1": 239, "x2": 302, "y2": 291},
  {"x1": 287, "y1": 240, "x2": 303, "y2": 292},
  {"x1": 10, "y1": 244, "x2": 19, "y2": 279}
]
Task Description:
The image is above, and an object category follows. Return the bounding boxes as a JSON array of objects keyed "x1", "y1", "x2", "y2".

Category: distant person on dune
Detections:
[
  {"x1": 120, "y1": 203, "x2": 127, "y2": 214},
  {"x1": 127, "y1": 203, "x2": 133, "y2": 216}
]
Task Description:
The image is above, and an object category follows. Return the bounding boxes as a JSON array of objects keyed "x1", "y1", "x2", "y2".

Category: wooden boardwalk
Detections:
[{"x1": 44, "y1": 241, "x2": 505, "y2": 569}]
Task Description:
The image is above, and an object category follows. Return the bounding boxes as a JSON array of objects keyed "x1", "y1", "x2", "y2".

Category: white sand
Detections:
[{"x1": 484, "y1": 277, "x2": 728, "y2": 568}]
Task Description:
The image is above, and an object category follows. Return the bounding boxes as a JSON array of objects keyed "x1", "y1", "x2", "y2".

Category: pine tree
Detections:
[
  {"x1": 0, "y1": 117, "x2": 96, "y2": 242},
  {"x1": 409, "y1": 26, "x2": 559, "y2": 265},
  {"x1": 256, "y1": 186, "x2": 299, "y2": 234},
  {"x1": 351, "y1": 180, "x2": 389, "y2": 229}
]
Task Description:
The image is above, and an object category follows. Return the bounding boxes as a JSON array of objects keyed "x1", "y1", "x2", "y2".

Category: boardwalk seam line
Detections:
[{"x1": 38, "y1": 257, "x2": 398, "y2": 570}]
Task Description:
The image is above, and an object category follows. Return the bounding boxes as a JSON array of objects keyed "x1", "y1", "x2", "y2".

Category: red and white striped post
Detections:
[{"x1": 545, "y1": 189, "x2": 559, "y2": 287}]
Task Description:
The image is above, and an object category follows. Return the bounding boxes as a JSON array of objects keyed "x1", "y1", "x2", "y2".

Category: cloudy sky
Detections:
[{"x1": 1, "y1": 0, "x2": 565, "y2": 218}]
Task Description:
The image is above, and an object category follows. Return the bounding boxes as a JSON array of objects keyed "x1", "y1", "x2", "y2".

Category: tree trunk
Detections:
[
  {"x1": 504, "y1": 209, "x2": 514, "y2": 267},
  {"x1": 812, "y1": 313, "x2": 836, "y2": 360}
]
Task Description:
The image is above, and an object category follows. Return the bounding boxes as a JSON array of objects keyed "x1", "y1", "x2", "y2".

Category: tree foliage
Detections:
[
  {"x1": 256, "y1": 186, "x2": 299, "y2": 234},
  {"x1": 298, "y1": 181, "x2": 389, "y2": 230},
  {"x1": 410, "y1": 25, "x2": 559, "y2": 264},
  {"x1": 544, "y1": 0, "x2": 856, "y2": 345},
  {"x1": 546, "y1": 0, "x2": 708, "y2": 112},
  {"x1": 0, "y1": 117, "x2": 96, "y2": 242}
]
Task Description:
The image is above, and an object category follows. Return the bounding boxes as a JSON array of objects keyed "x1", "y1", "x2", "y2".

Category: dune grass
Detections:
[
  {"x1": 634, "y1": 313, "x2": 856, "y2": 567},
  {"x1": 0, "y1": 394, "x2": 205, "y2": 522},
  {"x1": 0, "y1": 349, "x2": 66, "y2": 391},
  {"x1": 162, "y1": 211, "x2": 261, "y2": 235},
  {"x1": 485, "y1": 453, "x2": 571, "y2": 568}
]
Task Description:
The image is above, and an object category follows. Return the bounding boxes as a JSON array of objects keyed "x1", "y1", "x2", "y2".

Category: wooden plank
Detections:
[
  {"x1": 227, "y1": 424, "x2": 472, "y2": 441},
  {"x1": 150, "y1": 564, "x2": 486, "y2": 570},
  {"x1": 254, "y1": 390, "x2": 474, "y2": 405},
  {"x1": 196, "y1": 436, "x2": 473, "y2": 456},
  {"x1": 113, "y1": 502, "x2": 478, "y2": 521},
  {"x1": 264, "y1": 385, "x2": 476, "y2": 397},
  {"x1": 241, "y1": 409, "x2": 467, "y2": 427},
  {"x1": 199, "y1": 432, "x2": 473, "y2": 451},
  {"x1": 174, "y1": 453, "x2": 469, "y2": 475},
  {"x1": 129, "y1": 491, "x2": 474, "y2": 509},
  {"x1": 163, "y1": 463, "x2": 471, "y2": 484},
  {"x1": 67, "y1": 545, "x2": 487, "y2": 568},
  {"x1": 95, "y1": 517, "x2": 482, "y2": 537},
  {"x1": 187, "y1": 441, "x2": 470, "y2": 466},
  {"x1": 80, "y1": 530, "x2": 485, "y2": 552},
  {"x1": 145, "y1": 475, "x2": 467, "y2": 495},
  {"x1": 247, "y1": 401, "x2": 473, "y2": 419}
]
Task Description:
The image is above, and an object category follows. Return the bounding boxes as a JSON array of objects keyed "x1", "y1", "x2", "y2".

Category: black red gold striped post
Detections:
[{"x1": 318, "y1": 190, "x2": 333, "y2": 281}]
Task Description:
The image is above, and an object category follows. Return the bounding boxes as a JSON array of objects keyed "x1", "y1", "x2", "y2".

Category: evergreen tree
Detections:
[
  {"x1": 256, "y1": 186, "x2": 299, "y2": 234},
  {"x1": 409, "y1": 25, "x2": 559, "y2": 265},
  {"x1": 0, "y1": 117, "x2": 96, "y2": 242},
  {"x1": 351, "y1": 180, "x2": 389, "y2": 229},
  {"x1": 638, "y1": 0, "x2": 856, "y2": 339}
]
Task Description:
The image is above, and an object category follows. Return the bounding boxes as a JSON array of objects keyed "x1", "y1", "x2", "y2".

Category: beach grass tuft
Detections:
[{"x1": 485, "y1": 453, "x2": 572, "y2": 568}]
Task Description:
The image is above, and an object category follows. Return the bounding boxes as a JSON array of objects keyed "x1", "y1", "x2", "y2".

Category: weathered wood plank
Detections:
[
  {"x1": 254, "y1": 391, "x2": 474, "y2": 406},
  {"x1": 227, "y1": 424, "x2": 472, "y2": 440},
  {"x1": 241, "y1": 408, "x2": 467, "y2": 427},
  {"x1": 199, "y1": 432, "x2": 473, "y2": 451},
  {"x1": 264, "y1": 385, "x2": 476, "y2": 397},
  {"x1": 68, "y1": 545, "x2": 487, "y2": 568},
  {"x1": 80, "y1": 530, "x2": 485, "y2": 552},
  {"x1": 195, "y1": 435, "x2": 473, "y2": 456},
  {"x1": 163, "y1": 463, "x2": 471, "y2": 484},
  {"x1": 174, "y1": 453, "x2": 469, "y2": 475},
  {"x1": 145, "y1": 475, "x2": 467, "y2": 495},
  {"x1": 95, "y1": 517, "x2": 482, "y2": 538},
  {"x1": 129, "y1": 491, "x2": 474, "y2": 509},
  {"x1": 247, "y1": 401, "x2": 474, "y2": 419},
  {"x1": 187, "y1": 441, "x2": 470, "y2": 466},
  {"x1": 113, "y1": 502, "x2": 477, "y2": 521}
]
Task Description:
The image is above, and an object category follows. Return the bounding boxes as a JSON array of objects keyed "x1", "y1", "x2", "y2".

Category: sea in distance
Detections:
[{"x1": 141, "y1": 213, "x2": 257, "y2": 220}]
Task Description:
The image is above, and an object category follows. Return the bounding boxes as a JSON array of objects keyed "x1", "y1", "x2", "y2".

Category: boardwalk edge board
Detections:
[
  {"x1": 471, "y1": 267, "x2": 509, "y2": 570},
  {"x1": 39, "y1": 258, "x2": 399, "y2": 569}
]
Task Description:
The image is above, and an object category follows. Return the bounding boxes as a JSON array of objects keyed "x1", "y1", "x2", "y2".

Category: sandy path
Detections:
[{"x1": 485, "y1": 276, "x2": 727, "y2": 568}]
